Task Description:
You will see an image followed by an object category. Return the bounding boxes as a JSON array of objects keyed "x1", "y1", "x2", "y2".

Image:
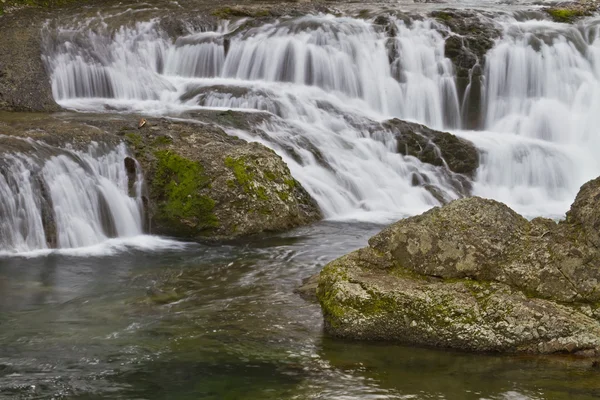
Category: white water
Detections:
[
  {"x1": 43, "y1": 13, "x2": 600, "y2": 222},
  {"x1": 0, "y1": 140, "x2": 148, "y2": 253},
  {"x1": 474, "y1": 18, "x2": 600, "y2": 217}
]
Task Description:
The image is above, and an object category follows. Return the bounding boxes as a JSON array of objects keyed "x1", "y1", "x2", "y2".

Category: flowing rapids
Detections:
[
  {"x1": 0, "y1": 140, "x2": 146, "y2": 253},
  {"x1": 43, "y1": 13, "x2": 600, "y2": 223}
]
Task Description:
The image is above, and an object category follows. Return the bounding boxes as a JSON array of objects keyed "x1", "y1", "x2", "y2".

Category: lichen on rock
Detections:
[{"x1": 316, "y1": 177, "x2": 600, "y2": 356}]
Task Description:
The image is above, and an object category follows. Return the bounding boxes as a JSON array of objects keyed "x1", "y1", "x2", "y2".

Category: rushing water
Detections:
[
  {"x1": 44, "y1": 12, "x2": 600, "y2": 221},
  {"x1": 2, "y1": 6, "x2": 600, "y2": 399},
  {"x1": 0, "y1": 140, "x2": 145, "y2": 252}
]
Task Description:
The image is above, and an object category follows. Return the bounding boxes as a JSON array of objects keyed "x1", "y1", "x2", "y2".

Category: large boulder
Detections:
[
  {"x1": 317, "y1": 178, "x2": 600, "y2": 356},
  {"x1": 123, "y1": 117, "x2": 322, "y2": 239}
]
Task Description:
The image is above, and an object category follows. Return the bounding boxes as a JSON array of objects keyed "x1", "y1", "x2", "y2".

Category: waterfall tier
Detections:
[
  {"x1": 42, "y1": 13, "x2": 600, "y2": 221},
  {"x1": 0, "y1": 139, "x2": 144, "y2": 253}
]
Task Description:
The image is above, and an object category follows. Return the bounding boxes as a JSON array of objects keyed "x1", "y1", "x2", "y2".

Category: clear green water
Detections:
[{"x1": 0, "y1": 222, "x2": 599, "y2": 399}]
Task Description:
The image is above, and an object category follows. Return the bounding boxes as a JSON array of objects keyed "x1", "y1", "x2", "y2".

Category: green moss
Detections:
[
  {"x1": 153, "y1": 150, "x2": 218, "y2": 232},
  {"x1": 224, "y1": 156, "x2": 252, "y2": 187},
  {"x1": 434, "y1": 11, "x2": 453, "y2": 21},
  {"x1": 547, "y1": 8, "x2": 585, "y2": 23},
  {"x1": 152, "y1": 135, "x2": 173, "y2": 146},
  {"x1": 224, "y1": 155, "x2": 271, "y2": 202},
  {"x1": 277, "y1": 191, "x2": 290, "y2": 202},
  {"x1": 284, "y1": 178, "x2": 296, "y2": 189},
  {"x1": 256, "y1": 186, "x2": 268, "y2": 201},
  {"x1": 124, "y1": 132, "x2": 143, "y2": 149},
  {"x1": 265, "y1": 171, "x2": 277, "y2": 181}
]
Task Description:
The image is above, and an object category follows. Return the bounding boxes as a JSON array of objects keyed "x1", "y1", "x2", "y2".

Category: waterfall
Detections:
[
  {"x1": 0, "y1": 139, "x2": 145, "y2": 253},
  {"x1": 42, "y1": 13, "x2": 600, "y2": 221},
  {"x1": 471, "y1": 18, "x2": 600, "y2": 217}
]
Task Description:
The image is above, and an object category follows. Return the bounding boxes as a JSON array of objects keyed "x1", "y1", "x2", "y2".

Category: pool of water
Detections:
[{"x1": 0, "y1": 221, "x2": 599, "y2": 399}]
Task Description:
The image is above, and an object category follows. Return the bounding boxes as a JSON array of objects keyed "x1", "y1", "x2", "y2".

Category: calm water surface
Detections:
[{"x1": 0, "y1": 222, "x2": 598, "y2": 399}]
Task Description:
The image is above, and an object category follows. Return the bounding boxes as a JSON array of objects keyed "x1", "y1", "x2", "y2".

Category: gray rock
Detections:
[
  {"x1": 0, "y1": 9, "x2": 60, "y2": 112},
  {"x1": 317, "y1": 178, "x2": 600, "y2": 356}
]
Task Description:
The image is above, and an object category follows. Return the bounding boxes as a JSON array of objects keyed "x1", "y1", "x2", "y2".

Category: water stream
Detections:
[{"x1": 2, "y1": 6, "x2": 600, "y2": 399}]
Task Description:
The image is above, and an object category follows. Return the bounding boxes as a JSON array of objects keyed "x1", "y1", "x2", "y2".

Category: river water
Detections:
[
  {"x1": 1, "y1": 222, "x2": 600, "y2": 399},
  {"x1": 2, "y1": 1, "x2": 600, "y2": 398}
]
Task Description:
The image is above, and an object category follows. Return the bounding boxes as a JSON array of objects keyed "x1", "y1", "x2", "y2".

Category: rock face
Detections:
[
  {"x1": 431, "y1": 10, "x2": 501, "y2": 130},
  {"x1": 0, "y1": 10, "x2": 60, "y2": 112},
  {"x1": 124, "y1": 118, "x2": 322, "y2": 239},
  {"x1": 382, "y1": 118, "x2": 479, "y2": 178},
  {"x1": 317, "y1": 179, "x2": 600, "y2": 356}
]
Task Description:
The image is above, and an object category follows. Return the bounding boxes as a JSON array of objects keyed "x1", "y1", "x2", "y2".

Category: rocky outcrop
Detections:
[
  {"x1": 0, "y1": 9, "x2": 60, "y2": 112},
  {"x1": 316, "y1": 178, "x2": 600, "y2": 356},
  {"x1": 546, "y1": 1, "x2": 598, "y2": 23},
  {"x1": 431, "y1": 10, "x2": 501, "y2": 130},
  {"x1": 2, "y1": 112, "x2": 322, "y2": 240},
  {"x1": 123, "y1": 117, "x2": 321, "y2": 239},
  {"x1": 382, "y1": 118, "x2": 479, "y2": 178}
]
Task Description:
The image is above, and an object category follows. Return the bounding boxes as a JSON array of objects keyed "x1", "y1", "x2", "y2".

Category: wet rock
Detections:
[
  {"x1": 431, "y1": 10, "x2": 501, "y2": 129},
  {"x1": 296, "y1": 273, "x2": 320, "y2": 303},
  {"x1": 124, "y1": 156, "x2": 138, "y2": 197},
  {"x1": 1, "y1": 112, "x2": 321, "y2": 240},
  {"x1": 316, "y1": 177, "x2": 600, "y2": 356},
  {"x1": 382, "y1": 118, "x2": 479, "y2": 178}
]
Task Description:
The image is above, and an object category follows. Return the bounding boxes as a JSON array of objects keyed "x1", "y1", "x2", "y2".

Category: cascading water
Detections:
[
  {"x1": 0, "y1": 139, "x2": 145, "y2": 253},
  {"x1": 44, "y1": 16, "x2": 467, "y2": 222},
  {"x1": 466, "y1": 18, "x2": 600, "y2": 217},
  {"x1": 42, "y1": 12, "x2": 600, "y2": 221}
]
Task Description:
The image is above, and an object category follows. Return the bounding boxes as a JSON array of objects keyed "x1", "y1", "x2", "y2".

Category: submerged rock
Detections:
[{"x1": 316, "y1": 177, "x2": 600, "y2": 356}]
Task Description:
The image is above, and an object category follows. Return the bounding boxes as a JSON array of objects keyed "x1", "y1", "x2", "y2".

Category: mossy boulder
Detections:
[
  {"x1": 125, "y1": 118, "x2": 321, "y2": 239},
  {"x1": 546, "y1": 1, "x2": 597, "y2": 23},
  {"x1": 316, "y1": 177, "x2": 600, "y2": 356}
]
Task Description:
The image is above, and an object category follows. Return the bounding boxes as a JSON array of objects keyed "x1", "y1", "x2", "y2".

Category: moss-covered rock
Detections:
[
  {"x1": 546, "y1": 1, "x2": 597, "y2": 23},
  {"x1": 1, "y1": 112, "x2": 320, "y2": 240},
  {"x1": 316, "y1": 177, "x2": 600, "y2": 356},
  {"x1": 151, "y1": 150, "x2": 218, "y2": 236},
  {"x1": 125, "y1": 117, "x2": 321, "y2": 239}
]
